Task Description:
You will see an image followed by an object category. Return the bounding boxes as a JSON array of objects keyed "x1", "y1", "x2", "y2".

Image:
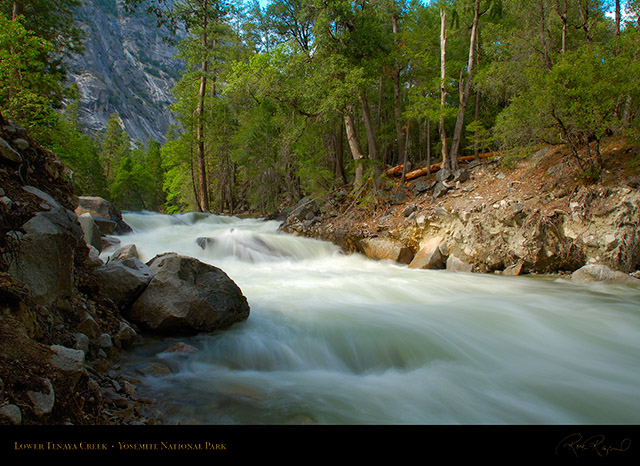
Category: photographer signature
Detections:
[{"x1": 555, "y1": 433, "x2": 631, "y2": 457}]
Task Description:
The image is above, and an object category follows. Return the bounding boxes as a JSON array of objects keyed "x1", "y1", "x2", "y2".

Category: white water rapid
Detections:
[{"x1": 107, "y1": 211, "x2": 640, "y2": 425}]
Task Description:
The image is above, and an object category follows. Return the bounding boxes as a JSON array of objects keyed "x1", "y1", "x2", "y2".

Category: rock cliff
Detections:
[{"x1": 66, "y1": 0, "x2": 182, "y2": 144}]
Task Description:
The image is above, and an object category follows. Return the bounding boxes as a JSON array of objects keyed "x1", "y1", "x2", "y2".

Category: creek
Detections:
[{"x1": 107, "y1": 211, "x2": 640, "y2": 425}]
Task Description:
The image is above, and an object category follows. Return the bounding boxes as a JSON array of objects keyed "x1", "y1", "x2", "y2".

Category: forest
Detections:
[{"x1": 1, "y1": 0, "x2": 639, "y2": 215}]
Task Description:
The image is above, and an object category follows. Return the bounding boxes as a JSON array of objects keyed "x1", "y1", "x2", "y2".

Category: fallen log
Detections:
[
  {"x1": 386, "y1": 151, "x2": 501, "y2": 181},
  {"x1": 385, "y1": 164, "x2": 406, "y2": 177}
]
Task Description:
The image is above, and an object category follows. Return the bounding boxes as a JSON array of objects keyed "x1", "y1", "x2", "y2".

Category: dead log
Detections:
[{"x1": 386, "y1": 151, "x2": 500, "y2": 181}]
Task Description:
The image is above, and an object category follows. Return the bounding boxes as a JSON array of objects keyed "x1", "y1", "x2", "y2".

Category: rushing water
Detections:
[{"x1": 106, "y1": 211, "x2": 640, "y2": 425}]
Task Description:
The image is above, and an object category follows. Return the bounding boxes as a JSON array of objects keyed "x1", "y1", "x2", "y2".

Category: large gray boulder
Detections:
[
  {"x1": 127, "y1": 253, "x2": 250, "y2": 334},
  {"x1": 8, "y1": 187, "x2": 84, "y2": 308},
  {"x1": 94, "y1": 257, "x2": 153, "y2": 310},
  {"x1": 75, "y1": 196, "x2": 132, "y2": 235}
]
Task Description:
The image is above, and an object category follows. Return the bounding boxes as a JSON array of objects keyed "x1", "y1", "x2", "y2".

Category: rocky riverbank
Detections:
[
  {"x1": 0, "y1": 115, "x2": 249, "y2": 425},
  {"x1": 281, "y1": 139, "x2": 640, "y2": 284}
]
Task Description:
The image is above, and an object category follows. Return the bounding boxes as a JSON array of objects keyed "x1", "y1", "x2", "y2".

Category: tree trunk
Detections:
[
  {"x1": 377, "y1": 75, "x2": 383, "y2": 130},
  {"x1": 426, "y1": 117, "x2": 431, "y2": 175},
  {"x1": 449, "y1": 0, "x2": 480, "y2": 170},
  {"x1": 539, "y1": 1, "x2": 553, "y2": 70},
  {"x1": 392, "y1": 14, "x2": 405, "y2": 163},
  {"x1": 12, "y1": 1, "x2": 24, "y2": 20},
  {"x1": 344, "y1": 107, "x2": 365, "y2": 189},
  {"x1": 335, "y1": 119, "x2": 347, "y2": 184},
  {"x1": 401, "y1": 121, "x2": 410, "y2": 184},
  {"x1": 196, "y1": 2, "x2": 210, "y2": 213},
  {"x1": 555, "y1": 0, "x2": 568, "y2": 54},
  {"x1": 360, "y1": 95, "x2": 379, "y2": 165},
  {"x1": 439, "y1": 8, "x2": 450, "y2": 171}
]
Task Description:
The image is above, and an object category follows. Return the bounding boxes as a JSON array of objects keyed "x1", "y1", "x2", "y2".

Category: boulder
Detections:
[
  {"x1": 290, "y1": 197, "x2": 318, "y2": 222},
  {"x1": 116, "y1": 320, "x2": 138, "y2": 348},
  {"x1": 127, "y1": 253, "x2": 250, "y2": 335},
  {"x1": 409, "y1": 236, "x2": 446, "y2": 270},
  {"x1": 8, "y1": 189, "x2": 84, "y2": 308},
  {"x1": 94, "y1": 258, "x2": 153, "y2": 310},
  {"x1": 571, "y1": 264, "x2": 640, "y2": 285},
  {"x1": 78, "y1": 213, "x2": 104, "y2": 252},
  {"x1": 93, "y1": 217, "x2": 118, "y2": 235},
  {"x1": 196, "y1": 237, "x2": 216, "y2": 250},
  {"x1": 503, "y1": 261, "x2": 525, "y2": 276},
  {"x1": 110, "y1": 244, "x2": 139, "y2": 261},
  {"x1": 412, "y1": 180, "x2": 434, "y2": 196},
  {"x1": 0, "y1": 137, "x2": 22, "y2": 163},
  {"x1": 27, "y1": 378, "x2": 55, "y2": 418},
  {"x1": 390, "y1": 192, "x2": 407, "y2": 205},
  {"x1": 436, "y1": 168, "x2": 453, "y2": 182},
  {"x1": 359, "y1": 237, "x2": 414, "y2": 265},
  {"x1": 433, "y1": 182, "x2": 451, "y2": 199},
  {"x1": 75, "y1": 196, "x2": 132, "y2": 235},
  {"x1": 0, "y1": 404, "x2": 22, "y2": 425},
  {"x1": 446, "y1": 254, "x2": 473, "y2": 273},
  {"x1": 49, "y1": 345, "x2": 86, "y2": 393}
]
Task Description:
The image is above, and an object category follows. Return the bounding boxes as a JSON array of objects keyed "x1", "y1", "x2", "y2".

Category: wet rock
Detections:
[
  {"x1": 162, "y1": 342, "x2": 199, "y2": 355},
  {"x1": 446, "y1": 255, "x2": 473, "y2": 273},
  {"x1": 136, "y1": 362, "x2": 172, "y2": 377},
  {"x1": 571, "y1": 264, "x2": 640, "y2": 285},
  {"x1": 196, "y1": 237, "x2": 216, "y2": 250},
  {"x1": 128, "y1": 253, "x2": 250, "y2": 335},
  {"x1": 359, "y1": 237, "x2": 414, "y2": 265}
]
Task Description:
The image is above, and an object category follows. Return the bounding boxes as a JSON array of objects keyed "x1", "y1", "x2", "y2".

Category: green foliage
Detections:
[
  {"x1": 0, "y1": 14, "x2": 62, "y2": 134},
  {"x1": 495, "y1": 37, "x2": 638, "y2": 173},
  {"x1": 110, "y1": 156, "x2": 154, "y2": 211},
  {"x1": 20, "y1": 0, "x2": 637, "y2": 215}
]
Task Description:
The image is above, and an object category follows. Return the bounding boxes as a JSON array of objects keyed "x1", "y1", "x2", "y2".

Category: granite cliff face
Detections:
[{"x1": 66, "y1": 0, "x2": 182, "y2": 144}]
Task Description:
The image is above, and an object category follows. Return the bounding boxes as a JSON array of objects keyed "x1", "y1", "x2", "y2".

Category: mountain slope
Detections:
[{"x1": 66, "y1": 0, "x2": 182, "y2": 144}]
